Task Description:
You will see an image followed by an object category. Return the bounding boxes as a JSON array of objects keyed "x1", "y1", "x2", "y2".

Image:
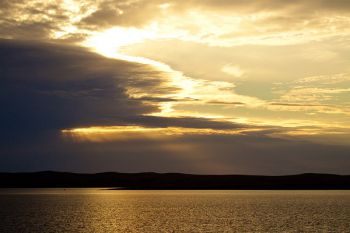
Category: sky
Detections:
[{"x1": 0, "y1": 0, "x2": 350, "y2": 174}]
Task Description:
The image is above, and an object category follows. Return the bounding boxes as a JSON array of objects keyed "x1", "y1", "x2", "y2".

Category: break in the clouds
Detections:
[{"x1": 0, "y1": 1, "x2": 350, "y2": 174}]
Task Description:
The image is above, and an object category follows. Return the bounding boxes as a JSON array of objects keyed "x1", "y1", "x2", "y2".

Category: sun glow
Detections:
[
  {"x1": 83, "y1": 27, "x2": 157, "y2": 57},
  {"x1": 82, "y1": 27, "x2": 204, "y2": 118},
  {"x1": 61, "y1": 125, "x2": 251, "y2": 142}
]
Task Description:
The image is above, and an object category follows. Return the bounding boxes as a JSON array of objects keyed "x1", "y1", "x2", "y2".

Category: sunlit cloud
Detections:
[
  {"x1": 61, "y1": 125, "x2": 254, "y2": 142},
  {"x1": 1, "y1": 0, "x2": 350, "y2": 173},
  {"x1": 221, "y1": 64, "x2": 245, "y2": 78},
  {"x1": 271, "y1": 126, "x2": 350, "y2": 146},
  {"x1": 290, "y1": 73, "x2": 350, "y2": 86},
  {"x1": 1, "y1": 0, "x2": 350, "y2": 46},
  {"x1": 83, "y1": 27, "x2": 157, "y2": 55}
]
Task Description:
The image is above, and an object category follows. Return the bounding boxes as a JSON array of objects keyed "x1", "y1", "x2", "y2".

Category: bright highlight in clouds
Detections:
[
  {"x1": 222, "y1": 64, "x2": 245, "y2": 78},
  {"x1": 83, "y1": 27, "x2": 157, "y2": 56},
  {"x1": 61, "y1": 125, "x2": 251, "y2": 142}
]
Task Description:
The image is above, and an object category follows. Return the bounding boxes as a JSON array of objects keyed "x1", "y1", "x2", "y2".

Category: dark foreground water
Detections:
[{"x1": 0, "y1": 189, "x2": 349, "y2": 232}]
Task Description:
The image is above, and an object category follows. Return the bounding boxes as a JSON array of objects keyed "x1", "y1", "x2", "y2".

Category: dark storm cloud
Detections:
[
  {"x1": 0, "y1": 39, "x2": 245, "y2": 141},
  {"x1": 0, "y1": 40, "x2": 349, "y2": 174},
  {"x1": 0, "y1": 39, "x2": 271, "y2": 174},
  {"x1": 0, "y1": 40, "x2": 156, "y2": 133}
]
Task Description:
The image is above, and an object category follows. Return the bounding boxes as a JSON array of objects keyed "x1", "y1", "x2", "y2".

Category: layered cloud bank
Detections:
[
  {"x1": 0, "y1": 1, "x2": 349, "y2": 173},
  {"x1": 0, "y1": 40, "x2": 349, "y2": 174},
  {"x1": 2, "y1": 0, "x2": 350, "y2": 45}
]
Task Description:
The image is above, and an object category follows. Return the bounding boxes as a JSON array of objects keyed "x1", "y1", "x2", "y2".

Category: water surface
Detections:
[{"x1": 0, "y1": 189, "x2": 349, "y2": 232}]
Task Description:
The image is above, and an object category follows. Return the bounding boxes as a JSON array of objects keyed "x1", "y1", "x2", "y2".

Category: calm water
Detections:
[{"x1": 0, "y1": 189, "x2": 349, "y2": 232}]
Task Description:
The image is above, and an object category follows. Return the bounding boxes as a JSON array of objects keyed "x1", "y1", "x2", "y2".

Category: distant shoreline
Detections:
[{"x1": 0, "y1": 171, "x2": 349, "y2": 190}]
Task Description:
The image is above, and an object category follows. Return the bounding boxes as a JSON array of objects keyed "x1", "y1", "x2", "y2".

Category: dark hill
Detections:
[{"x1": 0, "y1": 171, "x2": 349, "y2": 189}]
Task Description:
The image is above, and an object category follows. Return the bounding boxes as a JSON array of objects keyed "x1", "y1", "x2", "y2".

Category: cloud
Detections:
[
  {"x1": 2, "y1": 128, "x2": 350, "y2": 175},
  {"x1": 77, "y1": 0, "x2": 350, "y2": 30},
  {"x1": 293, "y1": 73, "x2": 350, "y2": 86},
  {"x1": 1, "y1": 2, "x2": 350, "y2": 174},
  {"x1": 263, "y1": 73, "x2": 350, "y2": 116},
  {"x1": 267, "y1": 85, "x2": 350, "y2": 115},
  {"x1": 221, "y1": 64, "x2": 245, "y2": 78},
  {"x1": 75, "y1": 0, "x2": 350, "y2": 46},
  {"x1": 206, "y1": 101, "x2": 245, "y2": 106},
  {"x1": 0, "y1": 39, "x2": 250, "y2": 140},
  {"x1": 0, "y1": 39, "x2": 174, "y2": 142},
  {"x1": 0, "y1": 0, "x2": 69, "y2": 40},
  {"x1": 79, "y1": 0, "x2": 165, "y2": 29},
  {"x1": 2, "y1": 0, "x2": 350, "y2": 47},
  {"x1": 279, "y1": 87, "x2": 350, "y2": 102},
  {"x1": 188, "y1": 0, "x2": 350, "y2": 12}
]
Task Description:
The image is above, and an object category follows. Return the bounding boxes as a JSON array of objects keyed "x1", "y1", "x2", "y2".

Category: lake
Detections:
[{"x1": 0, "y1": 189, "x2": 349, "y2": 232}]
